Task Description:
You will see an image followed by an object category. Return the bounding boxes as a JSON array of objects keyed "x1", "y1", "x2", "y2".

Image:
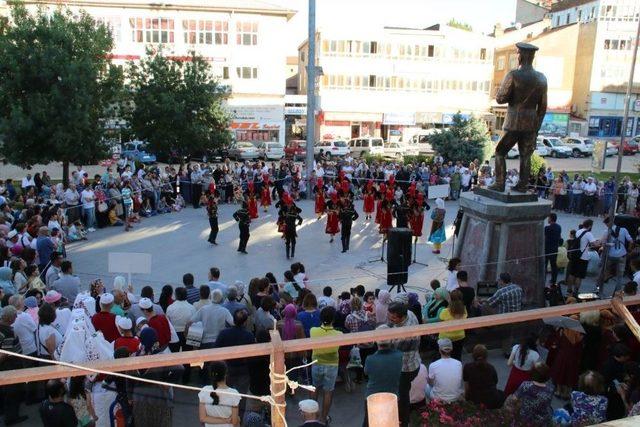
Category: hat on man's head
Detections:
[
  {"x1": 100, "y1": 293, "x2": 114, "y2": 305},
  {"x1": 515, "y1": 42, "x2": 539, "y2": 52},
  {"x1": 116, "y1": 315, "x2": 132, "y2": 331},
  {"x1": 437, "y1": 338, "x2": 453, "y2": 351},
  {"x1": 298, "y1": 399, "x2": 319, "y2": 414},
  {"x1": 44, "y1": 290, "x2": 62, "y2": 304},
  {"x1": 24, "y1": 296, "x2": 37, "y2": 308},
  {"x1": 138, "y1": 297, "x2": 153, "y2": 310},
  {"x1": 136, "y1": 316, "x2": 147, "y2": 326},
  {"x1": 7, "y1": 230, "x2": 17, "y2": 239}
]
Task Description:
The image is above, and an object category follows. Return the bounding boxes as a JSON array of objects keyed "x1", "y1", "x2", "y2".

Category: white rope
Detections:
[{"x1": 0, "y1": 347, "x2": 316, "y2": 427}]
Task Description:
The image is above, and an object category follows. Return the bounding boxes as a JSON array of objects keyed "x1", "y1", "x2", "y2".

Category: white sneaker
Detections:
[{"x1": 88, "y1": 228, "x2": 96, "y2": 232}]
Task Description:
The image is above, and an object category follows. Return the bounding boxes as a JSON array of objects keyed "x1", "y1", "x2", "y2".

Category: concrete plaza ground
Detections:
[{"x1": 15, "y1": 194, "x2": 618, "y2": 426}]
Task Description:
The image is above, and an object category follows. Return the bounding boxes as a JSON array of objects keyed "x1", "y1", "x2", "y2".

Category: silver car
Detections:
[{"x1": 228, "y1": 142, "x2": 260, "y2": 160}]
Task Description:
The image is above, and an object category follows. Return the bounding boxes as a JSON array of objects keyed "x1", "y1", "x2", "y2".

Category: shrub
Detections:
[{"x1": 430, "y1": 113, "x2": 491, "y2": 164}]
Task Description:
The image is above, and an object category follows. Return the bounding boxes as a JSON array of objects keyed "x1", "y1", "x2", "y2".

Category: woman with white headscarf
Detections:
[
  {"x1": 428, "y1": 198, "x2": 447, "y2": 254},
  {"x1": 113, "y1": 275, "x2": 137, "y2": 304}
]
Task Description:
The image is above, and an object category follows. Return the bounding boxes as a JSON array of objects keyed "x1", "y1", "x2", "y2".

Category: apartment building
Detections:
[
  {"x1": 298, "y1": 24, "x2": 495, "y2": 142},
  {"x1": 12, "y1": 0, "x2": 295, "y2": 145},
  {"x1": 549, "y1": 0, "x2": 600, "y2": 27}
]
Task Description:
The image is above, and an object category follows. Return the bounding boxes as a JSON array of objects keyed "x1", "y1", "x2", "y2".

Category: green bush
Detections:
[
  {"x1": 403, "y1": 154, "x2": 433, "y2": 165},
  {"x1": 362, "y1": 154, "x2": 386, "y2": 164},
  {"x1": 430, "y1": 113, "x2": 491, "y2": 164},
  {"x1": 530, "y1": 152, "x2": 545, "y2": 175}
]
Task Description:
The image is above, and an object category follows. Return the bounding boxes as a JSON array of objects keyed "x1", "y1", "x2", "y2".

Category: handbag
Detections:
[
  {"x1": 97, "y1": 201, "x2": 108, "y2": 213},
  {"x1": 185, "y1": 322, "x2": 203, "y2": 348}
]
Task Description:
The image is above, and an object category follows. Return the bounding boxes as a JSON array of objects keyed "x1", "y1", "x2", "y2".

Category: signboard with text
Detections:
[{"x1": 540, "y1": 112, "x2": 568, "y2": 136}]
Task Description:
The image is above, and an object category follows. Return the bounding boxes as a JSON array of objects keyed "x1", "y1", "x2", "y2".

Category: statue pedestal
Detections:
[{"x1": 454, "y1": 191, "x2": 552, "y2": 307}]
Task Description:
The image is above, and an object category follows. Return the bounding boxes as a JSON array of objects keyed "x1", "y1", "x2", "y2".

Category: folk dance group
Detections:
[{"x1": 201, "y1": 173, "x2": 449, "y2": 257}]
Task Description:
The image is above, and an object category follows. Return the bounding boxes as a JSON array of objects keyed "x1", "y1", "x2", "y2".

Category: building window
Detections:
[
  {"x1": 131, "y1": 17, "x2": 175, "y2": 43},
  {"x1": 223, "y1": 67, "x2": 229, "y2": 79},
  {"x1": 604, "y1": 39, "x2": 610, "y2": 49},
  {"x1": 556, "y1": 15, "x2": 560, "y2": 26},
  {"x1": 96, "y1": 17, "x2": 121, "y2": 42},
  {"x1": 508, "y1": 54, "x2": 518, "y2": 69},
  {"x1": 300, "y1": 51, "x2": 305, "y2": 62},
  {"x1": 497, "y1": 56, "x2": 505, "y2": 70},
  {"x1": 236, "y1": 22, "x2": 258, "y2": 45},
  {"x1": 480, "y1": 48, "x2": 487, "y2": 60},
  {"x1": 183, "y1": 20, "x2": 226, "y2": 45},
  {"x1": 578, "y1": 10, "x2": 582, "y2": 22},
  {"x1": 427, "y1": 45, "x2": 435, "y2": 57},
  {"x1": 236, "y1": 67, "x2": 258, "y2": 79}
]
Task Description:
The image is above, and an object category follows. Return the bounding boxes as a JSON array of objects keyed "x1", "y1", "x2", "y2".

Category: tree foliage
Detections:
[
  {"x1": 447, "y1": 19, "x2": 473, "y2": 32},
  {"x1": 530, "y1": 152, "x2": 545, "y2": 176},
  {"x1": 125, "y1": 49, "x2": 231, "y2": 158},
  {"x1": 430, "y1": 113, "x2": 491, "y2": 164},
  {"x1": 0, "y1": 4, "x2": 123, "y2": 184}
]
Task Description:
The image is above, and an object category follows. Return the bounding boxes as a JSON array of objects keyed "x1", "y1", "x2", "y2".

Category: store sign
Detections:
[
  {"x1": 383, "y1": 112, "x2": 416, "y2": 126},
  {"x1": 540, "y1": 112, "x2": 568, "y2": 136},
  {"x1": 285, "y1": 106, "x2": 307, "y2": 116},
  {"x1": 228, "y1": 105, "x2": 283, "y2": 122}
]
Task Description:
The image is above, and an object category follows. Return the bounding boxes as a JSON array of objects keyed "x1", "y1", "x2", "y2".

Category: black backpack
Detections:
[{"x1": 567, "y1": 230, "x2": 588, "y2": 262}]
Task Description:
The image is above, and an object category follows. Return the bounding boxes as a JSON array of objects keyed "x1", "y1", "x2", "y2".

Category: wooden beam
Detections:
[
  {"x1": 612, "y1": 298, "x2": 640, "y2": 343},
  {"x1": 1, "y1": 295, "x2": 638, "y2": 386},
  {"x1": 269, "y1": 330, "x2": 286, "y2": 427}
]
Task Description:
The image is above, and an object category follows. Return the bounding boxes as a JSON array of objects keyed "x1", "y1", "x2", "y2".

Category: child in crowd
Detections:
[
  {"x1": 67, "y1": 220, "x2": 87, "y2": 242},
  {"x1": 156, "y1": 196, "x2": 171, "y2": 214},
  {"x1": 318, "y1": 286, "x2": 336, "y2": 310},
  {"x1": 173, "y1": 194, "x2": 185, "y2": 211}
]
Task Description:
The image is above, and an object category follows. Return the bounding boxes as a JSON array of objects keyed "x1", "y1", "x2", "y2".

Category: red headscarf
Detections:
[
  {"x1": 408, "y1": 182, "x2": 416, "y2": 198},
  {"x1": 386, "y1": 189, "x2": 394, "y2": 201},
  {"x1": 330, "y1": 191, "x2": 338, "y2": 203},
  {"x1": 416, "y1": 192, "x2": 424, "y2": 205},
  {"x1": 262, "y1": 173, "x2": 270, "y2": 185},
  {"x1": 388, "y1": 175, "x2": 395, "y2": 187},
  {"x1": 379, "y1": 183, "x2": 387, "y2": 194},
  {"x1": 367, "y1": 180, "x2": 373, "y2": 190},
  {"x1": 317, "y1": 177, "x2": 324, "y2": 188},
  {"x1": 341, "y1": 180, "x2": 349, "y2": 194}
]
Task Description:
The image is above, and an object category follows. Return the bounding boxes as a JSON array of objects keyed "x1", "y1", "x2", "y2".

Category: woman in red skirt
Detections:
[
  {"x1": 260, "y1": 174, "x2": 271, "y2": 212},
  {"x1": 314, "y1": 177, "x2": 326, "y2": 219},
  {"x1": 378, "y1": 193, "x2": 394, "y2": 237},
  {"x1": 325, "y1": 191, "x2": 340, "y2": 242},
  {"x1": 504, "y1": 333, "x2": 540, "y2": 395},
  {"x1": 247, "y1": 181, "x2": 258, "y2": 219},
  {"x1": 363, "y1": 180, "x2": 375, "y2": 220},
  {"x1": 549, "y1": 323, "x2": 584, "y2": 399},
  {"x1": 374, "y1": 183, "x2": 386, "y2": 225}
]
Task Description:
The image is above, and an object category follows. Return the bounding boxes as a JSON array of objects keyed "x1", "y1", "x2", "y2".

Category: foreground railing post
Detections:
[
  {"x1": 269, "y1": 330, "x2": 286, "y2": 427},
  {"x1": 612, "y1": 297, "x2": 640, "y2": 342}
]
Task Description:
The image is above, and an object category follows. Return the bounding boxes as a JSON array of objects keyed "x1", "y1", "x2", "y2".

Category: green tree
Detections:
[
  {"x1": 447, "y1": 19, "x2": 473, "y2": 32},
  {"x1": 430, "y1": 113, "x2": 491, "y2": 164},
  {"x1": 125, "y1": 49, "x2": 231, "y2": 160},
  {"x1": 530, "y1": 152, "x2": 545, "y2": 176},
  {"x1": 0, "y1": 4, "x2": 123, "y2": 185}
]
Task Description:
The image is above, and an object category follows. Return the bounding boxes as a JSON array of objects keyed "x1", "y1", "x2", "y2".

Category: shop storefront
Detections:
[
  {"x1": 227, "y1": 104, "x2": 284, "y2": 144},
  {"x1": 320, "y1": 112, "x2": 382, "y2": 140},
  {"x1": 381, "y1": 112, "x2": 415, "y2": 142}
]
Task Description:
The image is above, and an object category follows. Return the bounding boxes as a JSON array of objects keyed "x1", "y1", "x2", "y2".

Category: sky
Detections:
[{"x1": 269, "y1": 0, "x2": 518, "y2": 54}]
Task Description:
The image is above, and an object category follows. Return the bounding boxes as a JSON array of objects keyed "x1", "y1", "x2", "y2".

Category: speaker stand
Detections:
[
  {"x1": 388, "y1": 283, "x2": 407, "y2": 293},
  {"x1": 412, "y1": 239, "x2": 428, "y2": 266},
  {"x1": 368, "y1": 237, "x2": 387, "y2": 264}
]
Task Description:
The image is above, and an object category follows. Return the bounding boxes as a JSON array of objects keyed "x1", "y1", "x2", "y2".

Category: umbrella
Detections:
[{"x1": 543, "y1": 316, "x2": 586, "y2": 334}]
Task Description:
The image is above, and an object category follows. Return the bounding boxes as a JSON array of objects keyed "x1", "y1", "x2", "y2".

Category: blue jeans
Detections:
[
  {"x1": 312, "y1": 364, "x2": 338, "y2": 391},
  {"x1": 83, "y1": 206, "x2": 96, "y2": 229}
]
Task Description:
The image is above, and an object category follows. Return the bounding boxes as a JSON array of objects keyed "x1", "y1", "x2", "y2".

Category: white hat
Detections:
[
  {"x1": 138, "y1": 297, "x2": 153, "y2": 310},
  {"x1": 100, "y1": 293, "x2": 114, "y2": 305},
  {"x1": 7, "y1": 230, "x2": 18, "y2": 239},
  {"x1": 298, "y1": 399, "x2": 319, "y2": 414},
  {"x1": 136, "y1": 316, "x2": 147, "y2": 326},
  {"x1": 116, "y1": 315, "x2": 132, "y2": 331}
]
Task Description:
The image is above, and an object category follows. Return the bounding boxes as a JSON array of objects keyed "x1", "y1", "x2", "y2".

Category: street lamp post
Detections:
[
  {"x1": 305, "y1": 0, "x2": 316, "y2": 198},
  {"x1": 597, "y1": 16, "x2": 640, "y2": 295}
]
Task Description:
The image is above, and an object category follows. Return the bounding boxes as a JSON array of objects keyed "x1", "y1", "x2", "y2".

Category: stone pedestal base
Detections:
[{"x1": 454, "y1": 192, "x2": 552, "y2": 307}]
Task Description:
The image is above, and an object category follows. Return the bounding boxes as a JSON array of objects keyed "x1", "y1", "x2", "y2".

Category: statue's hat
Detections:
[{"x1": 515, "y1": 42, "x2": 539, "y2": 51}]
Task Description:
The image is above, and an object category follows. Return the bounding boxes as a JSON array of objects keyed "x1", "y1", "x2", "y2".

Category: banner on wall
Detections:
[{"x1": 540, "y1": 112, "x2": 569, "y2": 136}]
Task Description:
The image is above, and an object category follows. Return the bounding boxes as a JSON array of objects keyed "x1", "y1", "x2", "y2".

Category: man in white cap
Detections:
[
  {"x1": 91, "y1": 293, "x2": 120, "y2": 342},
  {"x1": 298, "y1": 399, "x2": 323, "y2": 427},
  {"x1": 113, "y1": 315, "x2": 140, "y2": 354},
  {"x1": 139, "y1": 297, "x2": 172, "y2": 348},
  {"x1": 4, "y1": 229, "x2": 19, "y2": 249},
  {"x1": 426, "y1": 338, "x2": 463, "y2": 403},
  {"x1": 583, "y1": 176, "x2": 597, "y2": 216}
]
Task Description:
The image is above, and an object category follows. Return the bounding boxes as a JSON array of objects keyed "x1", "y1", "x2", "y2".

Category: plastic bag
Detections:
[
  {"x1": 347, "y1": 346, "x2": 362, "y2": 369},
  {"x1": 587, "y1": 250, "x2": 601, "y2": 276}
]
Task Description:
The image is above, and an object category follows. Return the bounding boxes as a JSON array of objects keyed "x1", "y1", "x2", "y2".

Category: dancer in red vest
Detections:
[
  {"x1": 314, "y1": 177, "x2": 326, "y2": 219},
  {"x1": 260, "y1": 173, "x2": 271, "y2": 212},
  {"x1": 247, "y1": 181, "x2": 258, "y2": 219},
  {"x1": 325, "y1": 191, "x2": 340, "y2": 242},
  {"x1": 363, "y1": 180, "x2": 375, "y2": 220}
]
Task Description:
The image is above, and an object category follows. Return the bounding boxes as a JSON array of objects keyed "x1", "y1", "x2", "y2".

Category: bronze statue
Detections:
[{"x1": 490, "y1": 42, "x2": 547, "y2": 193}]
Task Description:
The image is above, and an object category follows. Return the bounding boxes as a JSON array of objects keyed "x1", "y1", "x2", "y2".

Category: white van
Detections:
[
  {"x1": 348, "y1": 137, "x2": 385, "y2": 158},
  {"x1": 407, "y1": 130, "x2": 437, "y2": 155}
]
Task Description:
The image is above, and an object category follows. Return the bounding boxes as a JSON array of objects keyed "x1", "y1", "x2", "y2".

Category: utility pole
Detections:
[
  {"x1": 597, "y1": 16, "x2": 640, "y2": 295},
  {"x1": 305, "y1": 0, "x2": 316, "y2": 198}
]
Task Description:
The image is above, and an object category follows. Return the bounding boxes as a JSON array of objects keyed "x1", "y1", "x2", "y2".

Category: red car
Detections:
[
  {"x1": 610, "y1": 138, "x2": 639, "y2": 155},
  {"x1": 285, "y1": 140, "x2": 307, "y2": 161}
]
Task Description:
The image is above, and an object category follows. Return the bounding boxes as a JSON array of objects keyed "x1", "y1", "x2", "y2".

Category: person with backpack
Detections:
[
  {"x1": 601, "y1": 216, "x2": 632, "y2": 290},
  {"x1": 567, "y1": 219, "x2": 598, "y2": 295}
]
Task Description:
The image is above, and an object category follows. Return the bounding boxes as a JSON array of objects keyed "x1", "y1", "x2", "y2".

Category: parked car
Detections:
[
  {"x1": 191, "y1": 146, "x2": 230, "y2": 163},
  {"x1": 408, "y1": 130, "x2": 438, "y2": 154},
  {"x1": 314, "y1": 140, "x2": 350, "y2": 158},
  {"x1": 383, "y1": 142, "x2": 406, "y2": 158},
  {"x1": 538, "y1": 136, "x2": 572, "y2": 158},
  {"x1": 348, "y1": 137, "x2": 385, "y2": 158},
  {"x1": 611, "y1": 137, "x2": 640, "y2": 155},
  {"x1": 257, "y1": 142, "x2": 285, "y2": 160},
  {"x1": 535, "y1": 142, "x2": 550, "y2": 157},
  {"x1": 121, "y1": 140, "x2": 157, "y2": 164},
  {"x1": 563, "y1": 137, "x2": 595, "y2": 157},
  {"x1": 228, "y1": 142, "x2": 260, "y2": 160},
  {"x1": 604, "y1": 142, "x2": 618, "y2": 157},
  {"x1": 285, "y1": 140, "x2": 307, "y2": 161}
]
